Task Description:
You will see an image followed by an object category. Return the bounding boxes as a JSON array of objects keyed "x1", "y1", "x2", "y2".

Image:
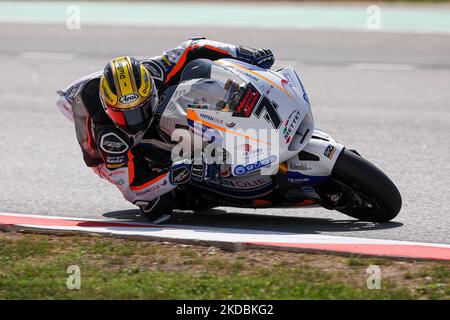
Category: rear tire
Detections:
[{"x1": 331, "y1": 149, "x2": 402, "y2": 222}]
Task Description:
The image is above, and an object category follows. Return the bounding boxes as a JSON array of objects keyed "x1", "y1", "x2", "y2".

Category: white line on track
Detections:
[
  {"x1": 349, "y1": 63, "x2": 416, "y2": 71},
  {"x1": 2, "y1": 19, "x2": 450, "y2": 36},
  {"x1": 18, "y1": 51, "x2": 75, "y2": 60},
  {"x1": 14, "y1": 52, "x2": 420, "y2": 72}
]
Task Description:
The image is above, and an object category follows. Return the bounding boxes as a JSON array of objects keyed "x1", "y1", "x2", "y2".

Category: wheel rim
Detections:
[{"x1": 331, "y1": 177, "x2": 381, "y2": 214}]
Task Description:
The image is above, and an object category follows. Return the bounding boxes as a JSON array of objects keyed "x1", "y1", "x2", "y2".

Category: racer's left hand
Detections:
[{"x1": 237, "y1": 46, "x2": 275, "y2": 69}]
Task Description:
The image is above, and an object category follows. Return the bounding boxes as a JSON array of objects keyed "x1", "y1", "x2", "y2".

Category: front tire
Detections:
[{"x1": 330, "y1": 149, "x2": 402, "y2": 222}]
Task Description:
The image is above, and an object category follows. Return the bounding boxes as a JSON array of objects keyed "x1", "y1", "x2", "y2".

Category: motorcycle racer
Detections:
[{"x1": 57, "y1": 38, "x2": 275, "y2": 223}]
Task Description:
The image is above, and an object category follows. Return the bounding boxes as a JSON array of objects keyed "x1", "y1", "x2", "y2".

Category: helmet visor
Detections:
[{"x1": 108, "y1": 93, "x2": 157, "y2": 135}]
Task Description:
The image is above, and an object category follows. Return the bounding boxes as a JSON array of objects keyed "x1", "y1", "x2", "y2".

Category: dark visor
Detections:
[{"x1": 115, "y1": 95, "x2": 156, "y2": 134}]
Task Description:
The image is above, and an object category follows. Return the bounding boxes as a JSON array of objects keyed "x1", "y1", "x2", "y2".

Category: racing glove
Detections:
[
  {"x1": 191, "y1": 159, "x2": 218, "y2": 182},
  {"x1": 236, "y1": 46, "x2": 275, "y2": 69},
  {"x1": 169, "y1": 158, "x2": 217, "y2": 185}
]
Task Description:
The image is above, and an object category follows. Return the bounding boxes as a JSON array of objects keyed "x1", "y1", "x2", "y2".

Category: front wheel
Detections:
[{"x1": 329, "y1": 149, "x2": 402, "y2": 222}]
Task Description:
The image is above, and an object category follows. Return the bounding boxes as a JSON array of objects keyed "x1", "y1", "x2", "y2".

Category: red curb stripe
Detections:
[
  {"x1": 246, "y1": 242, "x2": 450, "y2": 261},
  {"x1": 2, "y1": 214, "x2": 449, "y2": 261},
  {"x1": 0, "y1": 214, "x2": 162, "y2": 229}
]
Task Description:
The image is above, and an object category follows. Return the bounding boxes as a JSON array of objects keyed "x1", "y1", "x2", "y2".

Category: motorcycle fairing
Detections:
[
  {"x1": 158, "y1": 59, "x2": 315, "y2": 177},
  {"x1": 190, "y1": 172, "x2": 275, "y2": 199},
  {"x1": 56, "y1": 71, "x2": 102, "y2": 123},
  {"x1": 285, "y1": 129, "x2": 345, "y2": 184}
]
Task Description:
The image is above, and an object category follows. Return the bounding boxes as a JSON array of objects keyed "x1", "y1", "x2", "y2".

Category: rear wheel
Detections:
[{"x1": 330, "y1": 149, "x2": 402, "y2": 222}]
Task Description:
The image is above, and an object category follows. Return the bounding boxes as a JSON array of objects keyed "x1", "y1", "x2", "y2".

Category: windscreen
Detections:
[{"x1": 176, "y1": 63, "x2": 248, "y2": 113}]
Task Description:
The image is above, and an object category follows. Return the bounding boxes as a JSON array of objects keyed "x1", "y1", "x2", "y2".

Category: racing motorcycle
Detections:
[
  {"x1": 144, "y1": 58, "x2": 401, "y2": 222},
  {"x1": 58, "y1": 58, "x2": 402, "y2": 222}
]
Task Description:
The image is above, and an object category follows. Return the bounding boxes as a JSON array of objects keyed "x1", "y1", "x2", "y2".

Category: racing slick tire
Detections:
[{"x1": 331, "y1": 149, "x2": 402, "y2": 222}]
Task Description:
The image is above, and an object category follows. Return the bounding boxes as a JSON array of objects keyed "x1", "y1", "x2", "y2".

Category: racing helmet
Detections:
[{"x1": 99, "y1": 56, "x2": 158, "y2": 135}]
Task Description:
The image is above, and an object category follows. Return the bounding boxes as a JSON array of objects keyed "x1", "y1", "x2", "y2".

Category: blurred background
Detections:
[{"x1": 0, "y1": 1, "x2": 449, "y2": 243}]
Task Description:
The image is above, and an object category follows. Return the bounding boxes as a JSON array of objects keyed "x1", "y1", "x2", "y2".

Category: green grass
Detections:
[{"x1": 0, "y1": 233, "x2": 448, "y2": 300}]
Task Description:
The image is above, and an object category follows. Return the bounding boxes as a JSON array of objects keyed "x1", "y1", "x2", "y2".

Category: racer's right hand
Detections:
[{"x1": 191, "y1": 160, "x2": 217, "y2": 182}]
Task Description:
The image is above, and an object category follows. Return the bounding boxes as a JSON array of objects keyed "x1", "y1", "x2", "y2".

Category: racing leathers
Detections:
[{"x1": 59, "y1": 38, "x2": 275, "y2": 221}]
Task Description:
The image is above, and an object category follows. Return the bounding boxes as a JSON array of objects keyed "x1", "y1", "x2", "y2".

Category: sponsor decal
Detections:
[
  {"x1": 138, "y1": 67, "x2": 151, "y2": 97},
  {"x1": 161, "y1": 55, "x2": 172, "y2": 68},
  {"x1": 66, "y1": 84, "x2": 80, "y2": 102},
  {"x1": 199, "y1": 113, "x2": 223, "y2": 125},
  {"x1": 107, "y1": 155, "x2": 126, "y2": 164},
  {"x1": 226, "y1": 122, "x2": 236, "y2": 128},
  {"x1": 100, "y1": 132, "x2": 129, "y2": 154},
  {"x1": 116, "y1": 60, "x2": 126, "y2": 79},
  {"x1": 283, "y1": 110, "x2": 301, "y2": 144},
  {"x1": 96, "y1": 167, "x2": 109, "y2": 179},
  {"x1": 245, "y1": 72, "x2": 259, "y2": 81},
  {"x1": 240, "y1": 144, "x2": 263, "y2": 158},
  {"x1": 110, "y1": 169, "x2": 126, "y2": 176},
  {"x1": 210, "y1": 177, "x2": 270, "y2": 190},
  {"x1": 144, "y1": 60, "x2": 164, "y2": 81},
  {"x1": 287, "y1": 172, "x2": 329, "y2": 184},
  {"x1": 281, "y1": 73, "x2": 295, "y2": 89},
  {"x1": 106, "y1": 163, "x2": 125, "y2": 169},
  {"x1": 100, "y1": 76, "x2": 117, "y2": 106},
  {"x1": 282, "y1": 71, "x2": 310, "y2": 104},
  {"x1": 235, "y1": 69, "x2": 259, "y2": 82},
  {"x1": 233, "y1": 155, "x2": 277, "y2": 176},
  {"x1": 288, "y1": 177, "x2": 310, "y2": 183},
  {"x1": 324, "y1": 144, "x2": 337, "y2": 159},
  {"x1": 119, "y1": 93, "x2": 138, "y2": 104},
  {"x1": 232, "y1": 83, "x2": 261, "y2": 118},
  {"x1": 170, "y1": 165, "x2": 191, "y2": 185},
  {"x1": 234, "y1": 166, "x2": 247, "y2": 175},
  {"x1": 136, "y1": 184, "x2": 161, "y2": 197},
  {"x1": 289, "y1": 162, "x2": 312, "y2": 171},
  {"x1": 114, "y1": 57, "x2": 133, "y2": 95}
]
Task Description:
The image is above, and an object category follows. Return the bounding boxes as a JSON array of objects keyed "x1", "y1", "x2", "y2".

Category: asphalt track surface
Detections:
[{"x1": 1, "y1": 23, "x2": 449, "y2": 244}]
